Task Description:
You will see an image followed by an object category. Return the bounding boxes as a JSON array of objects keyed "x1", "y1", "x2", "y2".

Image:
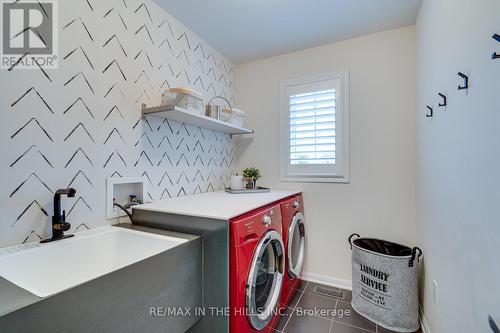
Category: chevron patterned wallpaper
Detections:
[{"x1": 0, "y1": 0, "x2": 236, "y2": 247}]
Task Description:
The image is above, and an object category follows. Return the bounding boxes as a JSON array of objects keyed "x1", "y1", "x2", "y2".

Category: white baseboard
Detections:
[
  {"x1": 299, "y1": 271, "x2": 352, "y2": 290},
  {"x1": 419, "y1": 305, "x2": 431, "y2": 333},
  {"x1": 300, "y1": 272, "x2": 431, "y2": 333}
]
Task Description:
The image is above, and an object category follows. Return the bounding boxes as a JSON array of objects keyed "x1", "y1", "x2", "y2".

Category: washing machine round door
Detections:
[
  {"x1": 287, "y1": 212, "x2": 306, "y2": 278},
  {"x1": 246, "y1": 230, "x2": 285, "y2": 330}
]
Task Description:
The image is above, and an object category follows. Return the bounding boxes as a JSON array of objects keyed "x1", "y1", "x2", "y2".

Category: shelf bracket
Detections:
[{"x1": 230, "y1": 130, "x2": 255, "y2": 139}]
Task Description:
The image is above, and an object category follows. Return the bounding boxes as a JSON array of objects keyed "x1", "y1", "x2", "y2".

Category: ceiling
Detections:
[{"x1": 154, "y1": 0, "x2": 422, "y2": 64}]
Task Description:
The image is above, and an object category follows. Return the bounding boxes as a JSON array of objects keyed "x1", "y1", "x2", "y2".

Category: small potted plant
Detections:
[{"x1": 242, "y1": 167, "x2": 261, "y2": 189}]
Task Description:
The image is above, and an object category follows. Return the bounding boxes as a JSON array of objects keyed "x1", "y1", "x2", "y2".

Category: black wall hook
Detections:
[
  {"x1": 426, "y1": 106, "x2": 433, "y2": 118},
  {"x1": 438, "y1": 93, "x2": 447, "y2": 107},
  {"x1": 489, "y1": 315, "x2": 499, "y2": 333},
  {"x1": 458, "y1": 72, "x2": 468, "y2": 90},
  {"x1": 493, "y1": 34, "x2": 500, "y2": 59}
]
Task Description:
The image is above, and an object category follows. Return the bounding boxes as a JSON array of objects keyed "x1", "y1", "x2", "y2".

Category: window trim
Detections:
[{"x1": 280, "y1": 70, "x2": 350, "y2": 183}]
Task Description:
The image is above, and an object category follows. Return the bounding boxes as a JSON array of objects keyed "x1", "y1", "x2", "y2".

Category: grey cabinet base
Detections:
[{"x1": 132, "y1": 210, "x2": 229, "y2": 333}]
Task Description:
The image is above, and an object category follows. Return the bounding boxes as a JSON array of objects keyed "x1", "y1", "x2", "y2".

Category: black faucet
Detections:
[{"x1": 41, "y1": 188, "x2": 76, "y2": 243}]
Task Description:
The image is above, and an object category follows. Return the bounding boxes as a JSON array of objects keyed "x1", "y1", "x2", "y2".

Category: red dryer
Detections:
[
  {"x1": 230, "y1": 204, "x2": 285, "y2": 333},
  {"x1": 278, "y1": 194, "x2": 306, "y2": 309}
]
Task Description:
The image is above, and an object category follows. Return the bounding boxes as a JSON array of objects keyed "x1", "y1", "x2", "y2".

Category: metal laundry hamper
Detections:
[{"x1": 348, "y1": 234, "x2": 423, "y2": 333}]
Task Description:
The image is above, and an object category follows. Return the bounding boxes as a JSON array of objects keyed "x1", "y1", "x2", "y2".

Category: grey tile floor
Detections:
[{"x1": 272, "y1": 281, "x2": 422, "y2": 333}]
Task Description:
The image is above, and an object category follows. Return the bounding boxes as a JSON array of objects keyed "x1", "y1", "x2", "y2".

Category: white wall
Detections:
[
  {"x1": 0, "y1": 0, "x2": 236, "y2": 247},
  {"x1": 416, "y1": 0, "x2": 500, "y2": 331},
  {"x1": 235, "y1": 26, "x2": 417, "y2": 285}
]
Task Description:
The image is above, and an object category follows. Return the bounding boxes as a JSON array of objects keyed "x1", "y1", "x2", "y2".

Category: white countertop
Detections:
[{"x1": 132, "y1": 190, "x2": 301, "y2": 220}]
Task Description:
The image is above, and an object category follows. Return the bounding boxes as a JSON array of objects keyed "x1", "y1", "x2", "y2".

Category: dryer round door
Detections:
[
  {"x1": 287, "y1": 212, "x2": 306, "y2": 278},
  {"x1": 246, "y1": 230, "x2": 285, "y2": 331}
]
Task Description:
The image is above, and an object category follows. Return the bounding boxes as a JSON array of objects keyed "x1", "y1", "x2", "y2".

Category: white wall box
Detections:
[{"x1": 106, "y1": 178, "x2": 145, "y2": 220}]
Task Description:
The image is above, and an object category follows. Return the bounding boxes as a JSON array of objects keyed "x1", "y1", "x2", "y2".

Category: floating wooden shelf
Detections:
[{"x1": 141, "y1": 105, "x2": 253, "y2": 136}]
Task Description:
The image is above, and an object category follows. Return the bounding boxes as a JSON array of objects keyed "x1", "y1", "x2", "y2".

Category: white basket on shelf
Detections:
[{"x1": 161, "y1": 88, "x2": 204, "y2": 114}]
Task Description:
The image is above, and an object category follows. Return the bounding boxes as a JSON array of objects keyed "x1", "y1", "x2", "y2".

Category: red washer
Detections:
[
  {"x1": 278, "y1": 194, "x2": 306, "y2": 309},
  {"x1": 230, "y1": 204, "x2": 285, "y2": 333}
]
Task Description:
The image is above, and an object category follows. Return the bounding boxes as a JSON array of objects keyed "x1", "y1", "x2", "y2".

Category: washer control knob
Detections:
[
  {"x1": 293, "y1": 201, "x2": 300, "y2": 209},
  {"x1": 263, "y1": 215, "x2": 272, "y2": 227}
]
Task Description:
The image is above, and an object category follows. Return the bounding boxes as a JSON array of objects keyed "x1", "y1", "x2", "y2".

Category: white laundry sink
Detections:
[{"x1": 0, "y1": 226, "x2": 187, "y2": 298}]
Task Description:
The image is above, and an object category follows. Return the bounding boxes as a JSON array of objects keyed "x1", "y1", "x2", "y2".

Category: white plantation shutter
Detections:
[
  {"x1": 289, "y1": 89, "x2": 336, "y2": 165},
  {"x1": 281, "y1": 71, "x2": 349, "y2": 183}
]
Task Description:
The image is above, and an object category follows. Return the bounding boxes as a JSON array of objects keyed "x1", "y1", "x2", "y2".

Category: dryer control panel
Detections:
[
  {"x1": 281, "y1": 195, "x2": 304, "y2": 217},
  {"x1": 230, "y1": 204, "x2": 282, "y2": 246}
]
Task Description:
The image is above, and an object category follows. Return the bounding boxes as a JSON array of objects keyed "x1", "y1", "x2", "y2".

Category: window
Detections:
[{"x1": 280, "y1": 71, "x2": 349, "y2": 183}]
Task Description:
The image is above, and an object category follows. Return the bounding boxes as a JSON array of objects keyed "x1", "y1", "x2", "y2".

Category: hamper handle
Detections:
[
  {"x1": 348, "y1": 233, "x2": 360, "y2": 250},
  {"x1": 409, "y1": 247, "x2": 423, "y2": 267}
]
